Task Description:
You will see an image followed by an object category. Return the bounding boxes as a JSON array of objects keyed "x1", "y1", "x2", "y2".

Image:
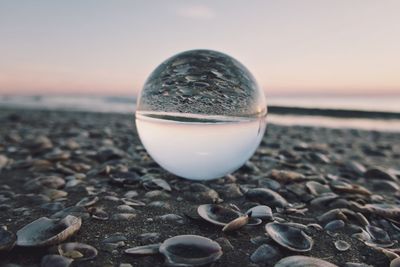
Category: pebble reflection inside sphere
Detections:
[{"x1": 136, "y1": 50, "x2": 267, "y2": 180}]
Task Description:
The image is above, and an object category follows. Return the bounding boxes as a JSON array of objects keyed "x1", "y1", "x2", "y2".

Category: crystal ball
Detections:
[{"x1": 136, "y1": 49, "x2": 267, "y2": 180}]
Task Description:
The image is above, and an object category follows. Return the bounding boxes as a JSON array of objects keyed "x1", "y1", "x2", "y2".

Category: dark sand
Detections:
[{"x1": 0, "y1": 107, "x2": 399, "y2": 267}]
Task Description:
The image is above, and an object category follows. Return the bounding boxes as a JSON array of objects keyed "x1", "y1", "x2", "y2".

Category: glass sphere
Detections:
[{"x1": 136, "y1": 49, "x2": 267, "y2": 180}]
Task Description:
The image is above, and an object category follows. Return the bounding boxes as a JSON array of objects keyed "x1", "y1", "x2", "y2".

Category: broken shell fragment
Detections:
[
  {"x1": 16, "y1": 215, "x2": 82, "y2": 247},
  {"x1": 125, "y1": 243, "x2": 161, "y2": 255},
  {"x1": 159, "y1": 235, "x2": 222, "y2": 266},
  {"x1": 58, "y1": 242, "x2": 98, "y2": 261},
  {"x1": 265, "y1": 222, "x2": 313, "y2": 252},
  {"x1": 246, "y1": 205, "x2": 274, "y2": 220}
]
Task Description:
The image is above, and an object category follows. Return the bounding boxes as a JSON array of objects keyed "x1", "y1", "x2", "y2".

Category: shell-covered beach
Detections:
[{"x1": 0, "y1": 107, "x2": 399, "y2": 267}]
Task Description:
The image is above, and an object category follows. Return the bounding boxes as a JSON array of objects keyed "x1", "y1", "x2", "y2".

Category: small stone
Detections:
[{"x1": 250, "y1": 244, "x2": 281, "y2": 264}]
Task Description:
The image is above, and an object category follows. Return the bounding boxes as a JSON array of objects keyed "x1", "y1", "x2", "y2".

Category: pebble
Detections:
[{"x1": 250, "y1": 244, "x2": 281, "y2": 264}]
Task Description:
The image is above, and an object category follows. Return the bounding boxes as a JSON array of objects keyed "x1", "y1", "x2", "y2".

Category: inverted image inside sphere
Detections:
[{"x1": 137, "y1": 49, "x2": 267, "y2": 118}]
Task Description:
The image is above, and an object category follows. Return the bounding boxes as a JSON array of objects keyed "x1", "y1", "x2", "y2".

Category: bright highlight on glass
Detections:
[{"x1": 136, "y1": 49, "x2": 267, "y2": 180}]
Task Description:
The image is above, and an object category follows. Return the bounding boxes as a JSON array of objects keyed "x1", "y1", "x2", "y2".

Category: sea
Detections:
[{"x1": 1, "y1": 95, "x2": 400, "y2": 132}]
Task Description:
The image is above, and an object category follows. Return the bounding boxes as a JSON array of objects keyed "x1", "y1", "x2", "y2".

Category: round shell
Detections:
[
  {"x1": 265, "y1": 222, "x2": 313, "y2": 252},
  {"x1": 159, "y1": 235, "x2": 222, "y2": 266}
]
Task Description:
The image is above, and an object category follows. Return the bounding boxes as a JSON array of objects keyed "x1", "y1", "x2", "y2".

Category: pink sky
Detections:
[{"x1": 1, "y1": 1, "x2": 399, "y2": 96}]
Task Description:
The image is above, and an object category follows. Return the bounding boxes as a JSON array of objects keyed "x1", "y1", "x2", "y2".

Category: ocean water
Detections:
[
  {"x1": 1, "y1": 95, "x2": 400, "y2": 132},
  {"x1": 136, "y1": 112, "x2": 266, "y2": 180}
]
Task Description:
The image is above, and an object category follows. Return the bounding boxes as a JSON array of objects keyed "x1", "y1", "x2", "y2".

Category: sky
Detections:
[{"x1": 0, "y1": 0, "x2": 399, "y2": 96}]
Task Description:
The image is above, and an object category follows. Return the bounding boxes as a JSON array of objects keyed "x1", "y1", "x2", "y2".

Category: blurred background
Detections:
[{"x1": 1, "y1": 0, "x2": 399, "y2": 130}]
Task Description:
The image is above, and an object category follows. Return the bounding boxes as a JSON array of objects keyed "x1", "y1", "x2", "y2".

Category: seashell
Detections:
[
  {"x1": 58, "y1": 242, "x2": 98, "y2": 261},
  {"x1": 222, "y1": 214, "x2": 249, "y2": 232},
  {"x1": 141, "y1": 175, "x2": 171, "y2": 191},
  {"x1": 317, "y1": 209, "x2": 348, "y2": 224},
  {"x1": 41, "y1": 255, "x2": 73, "y2": 267},
  {"x1": 391, "y1": 257, "x2": 400, "y2": 267},
  {"x1": 159, "y1": 235, "x2": 222, "y2": 266},
  {"x1": 270, "y1": 169, "x2": 305, "y2": 183},
  {"x1": 125, "y1": 243, "x2": 161, "y2": 255},
  {"x1": 88, "y1": 207, "x2": 109, "y2": 221},
  {"x1": 76, "y1": 196, "x2": 99, "y2": 207},
  {"x1": 334, "y1": 240, "x2": 350, "y2": 251},
  {"x1": 310, "y1": 193, "x2": 339, "y2": 208},
  {"x1": 245, "y1": 188, "x2": 288, "y2": 208},
  {"x1": 24, "y1": 176, "x2": 65, "y2": 191},
  {"x1": 365, "y1": 225, "x2": 394, "y2": 247},
  {"x1": 16, "y1": 215, "x2": 82, "y2": 247},
  {"x1": 265, "y1": 222, "x2": 313, "y2": 252},
  {"x1": 246, "y1": 205, "x2": 274, "y2": 220},
  {"x1": 306, "y1": 181, "x2": 331, "y2": 196},
  {"x1": 324, "y1": 220, "x2": 345, "y2": 231},
  {"x1": 330, "y1": 180, "x2": 371, "y2": 196},
  {"x1": 275, "y1": 255, "x2": 338, "y2": 267},
  {"x1": 117, "y1": 205, "x2": 136, "y2": 212},
  {"x1": 343, "y1": 160, "x2": 366, "y2": 176},
  {"x1": 43, "y1": 189, "x2": 68, "y2": 200},
  {"x1": 353, "y1": 203, "x2": 400, "y2": 221},
  {"x1": 364, "y1": 168, "x2": 398, "y2": 182},
  {"x1": 121, "y1": 198, "x2": 146, "y2": 206},
  {"x1": 0, "y1": 227, "x2": 16, "y2": 251},
  {"x1": 197, "y1": 204, "x2": 261, "y2": 227}
]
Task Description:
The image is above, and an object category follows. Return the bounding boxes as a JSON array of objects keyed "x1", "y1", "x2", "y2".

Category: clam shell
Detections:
[
  {"x1": 275, "y1": 255, "x2": 338, "y2": 267},
  {"x1": 265, "y1": 222, "x2": 313, "y2": 252},
  {"x1": 222, "y1": 214, "x2": 249, "y2": 232},
  {"x1": 159, "y1": 235, "x2": 222, "y2": 266},
  {"x1": 125, "y1": 243, "x2": 161, "y2": 255},
  {"x1": 198, "y1": 204, "x2": 241, "y2": 226},
  {"x1": 58, "y1": 242, "x2": 98, "y2": 261},
  {"x1": 17, "y1": 215, "x2": 82, "y2": 247},
  {"x1": 245, "y1": 188, "x2": 288, "y2": 208},
  {"x1": 197, "y1": 204, "x2": 261, "y2": 227}
]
